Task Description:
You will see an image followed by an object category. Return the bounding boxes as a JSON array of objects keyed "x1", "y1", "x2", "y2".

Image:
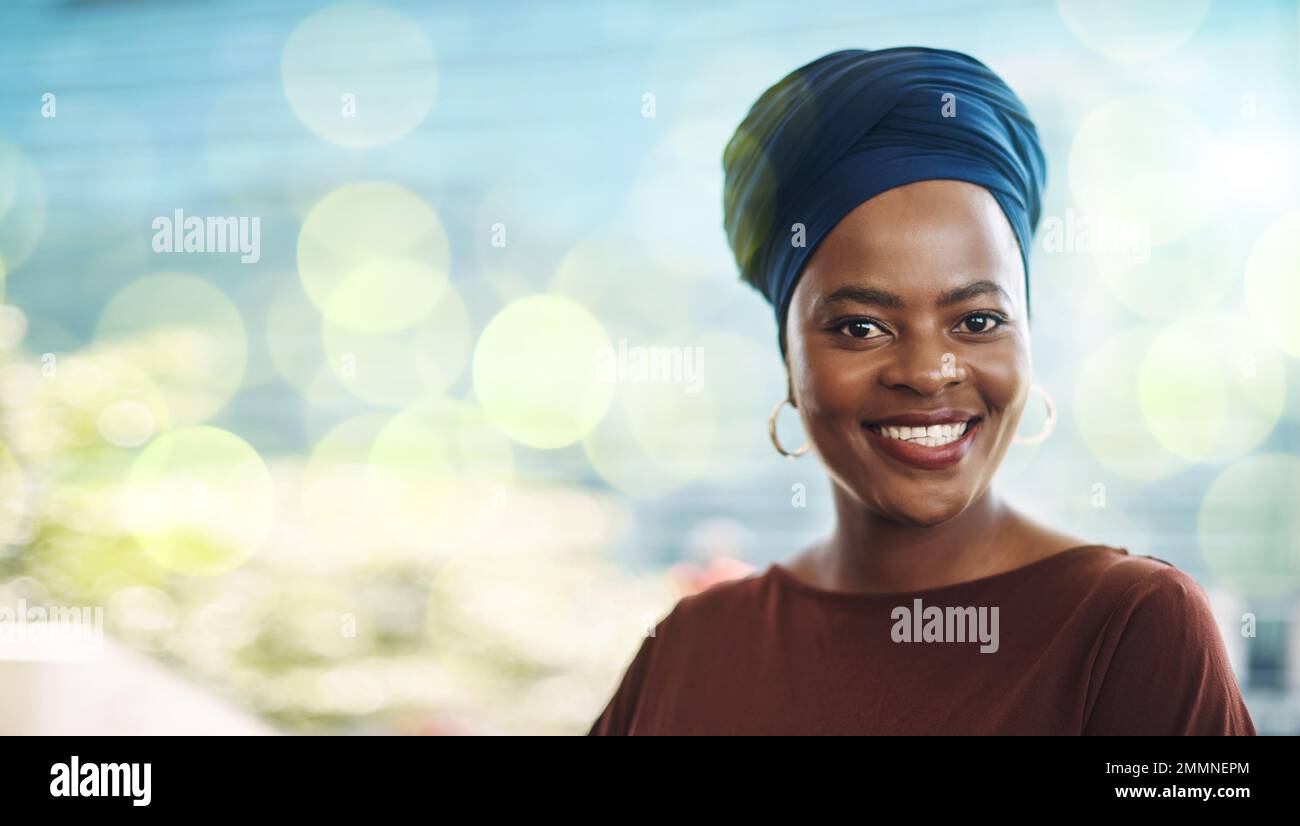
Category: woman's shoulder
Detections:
[
  {"x1": 1077, "y1": 546, "x2": 1254, "y2": 734},
  {"x1": 1060, "y1": 545, "x2": 1234, "y2": 661},
  {"x1": 1011, "y1": 514, "x2": 1191, "y2": 597},
  {"x1": 1064, "y1": 544, "x2": 1213, "y2": 603}
]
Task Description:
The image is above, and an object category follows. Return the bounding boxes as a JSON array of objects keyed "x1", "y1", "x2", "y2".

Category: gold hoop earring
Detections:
[
  {"x1": 1013, "y1": 383, "x2": 1056, "y2": 446},
  {"x1": 768, "y1": 398, "x2": 809, "y2": 459}
]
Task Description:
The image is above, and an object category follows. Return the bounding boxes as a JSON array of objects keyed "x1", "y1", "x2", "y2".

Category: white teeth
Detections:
[{"x1": 873, "y1": 420, "x2": 971, "y2": 447}]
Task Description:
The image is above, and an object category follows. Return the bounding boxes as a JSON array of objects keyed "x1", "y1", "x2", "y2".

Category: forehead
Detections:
[{"x1": 796, "y1": 179, "x2": 1024, "y2": 306}]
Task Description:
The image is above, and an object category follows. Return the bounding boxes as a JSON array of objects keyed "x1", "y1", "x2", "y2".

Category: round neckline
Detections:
[{"x1": 768, "y1": 544, "x2": 1120, "y2": 604}]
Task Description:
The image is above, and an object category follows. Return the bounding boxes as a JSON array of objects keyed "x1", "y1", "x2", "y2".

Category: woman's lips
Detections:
[{"x1": 862, "y1": 419, "x2": 980, "y2": 470}]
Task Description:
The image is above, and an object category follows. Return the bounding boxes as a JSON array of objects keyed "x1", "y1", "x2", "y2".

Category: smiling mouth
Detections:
[
  {"x1": 865, "y1": 417, "x2": 982, "y2": 448},
  {"x1": 861, "y1": 417, "x2": 983, "y2": 470}
]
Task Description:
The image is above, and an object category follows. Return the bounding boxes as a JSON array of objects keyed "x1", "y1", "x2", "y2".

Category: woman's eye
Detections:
[
  {"x1": 838, "y1": 319, "x2": 883, "y2": 339},
  {"x1": 957, "y1": 313, "x2": 1004, "y2": 334}
]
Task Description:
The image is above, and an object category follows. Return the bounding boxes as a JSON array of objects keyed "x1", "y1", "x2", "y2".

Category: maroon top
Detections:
[{"x1": 588, "y1": 545, "x2": 1256, "y2": 735}]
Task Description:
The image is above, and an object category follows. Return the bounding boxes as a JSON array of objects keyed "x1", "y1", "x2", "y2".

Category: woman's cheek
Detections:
[
  {"x1": 799, "y1": 352, "x2": 873, "y2": 421},
  {"x1": 964, "y1": 341, "x2": 1030, "y2": 417}
]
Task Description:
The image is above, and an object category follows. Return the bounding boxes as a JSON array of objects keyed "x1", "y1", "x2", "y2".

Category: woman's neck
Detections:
[{"x1": 811, "y1": 485, "x2": 1031, "y2": 593}]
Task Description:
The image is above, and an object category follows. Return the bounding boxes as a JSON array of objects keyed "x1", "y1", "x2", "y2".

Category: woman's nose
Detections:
[{"x1": 878, "y1": 335, "x2": 966, "y2": 395}]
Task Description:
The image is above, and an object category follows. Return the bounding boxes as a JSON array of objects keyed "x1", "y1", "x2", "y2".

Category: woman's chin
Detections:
[
  {"x1": 890, "y1": 507, "x2": 965, "y2": 529},
  {"x1": 864, "y1": 490, "x2": 973, "y2": 527}
]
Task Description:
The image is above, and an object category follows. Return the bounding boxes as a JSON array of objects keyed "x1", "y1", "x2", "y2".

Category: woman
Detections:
[{"x1": 588, "y1": 47, "x2": 1255, "y2": 735}]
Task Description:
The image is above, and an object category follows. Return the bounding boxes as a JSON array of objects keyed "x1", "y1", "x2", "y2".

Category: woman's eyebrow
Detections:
[
  {"x1": 936, "y1": 279, "x2": 1011, "y2": 307},
  {"x1": 818, "y1": 280, "x2": 1010, "y2": 311}
]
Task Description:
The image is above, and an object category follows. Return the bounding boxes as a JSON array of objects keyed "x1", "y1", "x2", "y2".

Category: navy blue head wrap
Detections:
[{"x1": 722, "y1": 46, "x2": 1047, "y2": 353}]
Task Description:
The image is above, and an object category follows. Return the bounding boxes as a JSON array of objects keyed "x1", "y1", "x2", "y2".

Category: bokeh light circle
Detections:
[
  {"x1": 0, "y1": 141, "x2": 47, "y2": 274},
  {"x1": 583, "y1": 385, "x2": 698, "y2": 499},
  {"x1": 472, "y1": 295, "x2": 615, "y2": 449},
  {"x1": 1074, "y1": 326, "x2": 1186, "y2": 481},
  {"x1": 0, "y1": 303, "x2": 27, "y2": 349},
  {"x1": 1069, "y1": 97, "x2": 1212, "y2": 246},
  {"x1": 368, "y1": 397, "x2": 514, "y2": 553},
  {"x1": 297, "y1": 182, "x2": 450, "y2": 333},
  {"x1": 281, "y1": 2, "x2": 438, "y2": 148},
  {"x1": 549, "y1": 232, "x2": 703, "y2": 342},
  {"x1": 322, "y1": 280, "x2": 470, "y2": 407},
  {"x1": 1056, "y1": 0, "x2": 1210, "y2": 63},
  {"x1": 1198, "y1": 453, "x2": 1300, "y2": 598},
  {"x1": 301, "y1": 413, "x2": 392, "y2": 564},
  {"x1": 582, "y1": 359, "x2": 715, "y2": 498},
  {"x1": 263, "y1": 283, "x2": 353, "y2": 409},
  {"x1": 1243, "y1": 210, "x2": 1300, "y2": 358},
  {"x1": 95, "y1": 273, "x2": 247, "y2": 425},
  {"x1": 582, "y1": 331, "x2": 780, "y2": 495},
  {"x1": 1138, "y1": 315, "x2": 1284, "y2": 463},
  {"x1": 97, "y1": 399, "x2": 157, "y2": 448},
  {"x1": 120, "y1": 426, "x2": 274, "y2": 576},
  {"x1": 1094, "y1": 223, "x2": 1239, "y2": 322}
]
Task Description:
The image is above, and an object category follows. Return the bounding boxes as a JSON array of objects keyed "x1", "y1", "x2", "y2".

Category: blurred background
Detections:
[{"x1": 0, "y1": 0, "x2": 1297, "y2": 735}]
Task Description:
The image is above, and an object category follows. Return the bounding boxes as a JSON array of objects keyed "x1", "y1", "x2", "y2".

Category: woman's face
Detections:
[{"x1": 785, "y1": 179, "x2": 1031, "y2": 528}]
